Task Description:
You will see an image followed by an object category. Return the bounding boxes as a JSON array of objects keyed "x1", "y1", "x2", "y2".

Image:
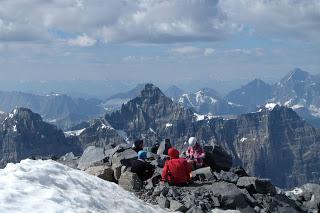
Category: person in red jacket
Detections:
[{"x1": 162, "y1": 148, "x2": 192, "y2": 186}]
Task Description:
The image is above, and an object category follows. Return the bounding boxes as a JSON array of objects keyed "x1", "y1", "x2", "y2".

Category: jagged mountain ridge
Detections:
[{"x1": 0, "y1": 108, "x2": 81, "y2": 168}]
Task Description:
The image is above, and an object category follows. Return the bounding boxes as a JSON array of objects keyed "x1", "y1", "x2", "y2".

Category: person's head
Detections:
[
  {"x1": 168, "y1": 148, "x2": 179, "y2": 159},
  {"x1": 188, "y1": 137, "x2": 197, "y2": 147},
  {"x1": 134, "y1": 139, "x2": 144, "y2": 149},
  {"x1": 165, "y1": 138, "x2": 170, "y2": 144},
  {"x1": 138, "y1": 150, "x2": 147, "y2": 160}
]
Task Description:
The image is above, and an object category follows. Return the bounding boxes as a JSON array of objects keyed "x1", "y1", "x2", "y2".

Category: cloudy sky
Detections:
[{"x1": 0, "y1": 0, "x2": 319, "y2": 84}]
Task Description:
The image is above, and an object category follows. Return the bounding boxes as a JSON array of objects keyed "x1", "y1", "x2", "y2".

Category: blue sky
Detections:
[{"x1": 0, "y1": 0, "x2": 319, "y2": 84}]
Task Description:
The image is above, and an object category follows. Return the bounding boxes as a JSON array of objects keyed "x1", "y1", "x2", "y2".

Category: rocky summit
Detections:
[{"x1": 58, "y1": 144, "x2": 320, "y2": 213}]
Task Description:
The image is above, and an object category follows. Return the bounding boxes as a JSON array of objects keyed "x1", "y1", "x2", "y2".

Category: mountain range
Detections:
[
  {"x1": 0, "y1": 91, "x2": 105, "y2": 130},
  {"x1": 0, "y1": 69, "x2": 319, "y2": 189},
  {"x1": 103, "y1": 69, "x2": 320, "y2": 128}
]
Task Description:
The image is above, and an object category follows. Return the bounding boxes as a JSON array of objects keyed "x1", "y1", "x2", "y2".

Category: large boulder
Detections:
[
  {"x1": 77, "y1": 146, "x2": 109, "y2": 170},
  {"x1": 203, "y1": 145, "x2": 232, "y2": 172},
  {"x1": 192, "y1": 167, "x2": 215, "y2": 181},
  {"x1": 205, "y1": 182, "x2": 249, "y2": 209},
  {"x1": 85, "y1": 165, "x2": 115, "y2": 182},
  {"x1": 237, "y1": 177, "x2": 276, "y2": 195},
  {"x1": 111, "y1": 148, "x2": 137, "y2": 180},
  {"x1": 118, "y1": 171, "x2": 143, "y2": 192}
]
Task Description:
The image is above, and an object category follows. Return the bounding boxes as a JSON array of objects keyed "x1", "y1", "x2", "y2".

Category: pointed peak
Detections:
[
  {"x1": 139, "y1": 83, "x2": 164, "y2": 98},
  {"x1": 282, "y1": 68, "x2": 310, "y2": 83}
]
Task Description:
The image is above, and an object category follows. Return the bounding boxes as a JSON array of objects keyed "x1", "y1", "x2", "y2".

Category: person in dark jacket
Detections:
[
  {"x1": 132, "y1": 139, "x2": 144, "y2": 153},
  {"x1": 151, "y1": 140, "x2": 160, "y2": 154},
  {"x1": 161, "y1": 148, "x2": 192, "y2": 186},
  {"x1": 131, "y1": 150, "x2": 155, "y2": 181}
]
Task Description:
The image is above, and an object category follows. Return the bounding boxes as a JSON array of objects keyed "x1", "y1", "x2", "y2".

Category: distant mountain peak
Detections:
[{"x1": 282, "y1": 68, "x2": 310, "y2": 83}]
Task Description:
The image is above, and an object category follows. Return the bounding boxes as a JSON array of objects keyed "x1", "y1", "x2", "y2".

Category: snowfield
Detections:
[{"x1": 0, "y1": 159, "x2": 167, "y2": 213}]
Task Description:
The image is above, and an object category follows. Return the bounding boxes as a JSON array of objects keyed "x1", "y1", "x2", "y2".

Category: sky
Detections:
[{"x1": 0, "y1": 0, "x2": 319, "y2": 85}]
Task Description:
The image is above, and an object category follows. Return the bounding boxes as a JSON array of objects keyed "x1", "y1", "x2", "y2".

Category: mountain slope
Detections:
[
  {"x1": 0, "y1": 108, "x2": 80, "y2": 168},
  {"x1": 163, "y1": 85, "x2": 185, "y2": 101},
  {"x1": 226, "y1": 79, "x2": 273, "y2": 108}
]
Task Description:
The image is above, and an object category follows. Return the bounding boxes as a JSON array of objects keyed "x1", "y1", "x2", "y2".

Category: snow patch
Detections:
[
  {"x1": 194, "y1": 113, "x2": 216, "y2": 121},
  {"x1": 13, "y1": 125, "x2": 17, "y2": 132},
  {"x1": 291, "y1": 104, "x2": 304, "y2": 110},
  {"x1": 265, "y1": 103, "x2": 277, "y2": 110},
  {"x1": 64, "y1": 128, "x2": 86, "y2": 137},
  {"x1": 165, "y1": 123, "x2": 173, "y2": 128},
  {"x1": 0, "y1": 111, "x2": 4, "y2": 114},
  {"x1": 0, "y1": 159, "x2": 166, "y2": 213},
  {"x1": 309, "y1": 105, "x2": 320, "y2": 117},
  {"x1": 117, "y1": 130, "x2": 130, "y2": 143},
  {"x1": 285, "y1": 187, "x2": 303, "y2": 197},
  {"x1": 240, "y1": 137, "x2": 247, "y2": 143},
  {"x1": 149, "y1": 128, "x2": 156, "y2": 134}
]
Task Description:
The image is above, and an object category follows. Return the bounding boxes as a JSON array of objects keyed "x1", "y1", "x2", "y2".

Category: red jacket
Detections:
[{"x1": 162, "y1": 158, "x2": 192, "y2": 185}]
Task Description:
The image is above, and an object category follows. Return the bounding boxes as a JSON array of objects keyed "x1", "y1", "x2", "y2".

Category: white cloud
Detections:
[
  {"x1": 220, "y1": 0, "x2": 320, "y2": 41},
  {"x1": 0, "y1": 0, "x2": 230, "y2": 44},
  {"x1": 0, "y1": 0, "x2": 319, "y2": 45},
  {"x1": 68, "y1": 35, "x2": 96, "y2": 47},
  {"x1": 204, "y1": 48, "x2": 215, "y2": 56},
  {"x1": 170, "y1": 46, "x2": 201, "y2": 54}
]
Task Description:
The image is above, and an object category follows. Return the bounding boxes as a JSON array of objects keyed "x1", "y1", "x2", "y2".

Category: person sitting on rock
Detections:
[
  {"x1": 132, "y1": 139, "x2": 144, "y2": 153},
  {"x1": 186, "y1": 137, "x2": 205, "y2": 169},
  {"x1": 162, "y1": 148, "x2": 192, "y2": 186},
  {"x1": 131, "y1": 150, "x2": 155, "y2": 182}
]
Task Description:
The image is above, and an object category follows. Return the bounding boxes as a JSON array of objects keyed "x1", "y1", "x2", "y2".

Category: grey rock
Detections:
[
  {"x1": 85, "y1": 165, "x2": 115, "y2": 182},
  {"x1": 77, "y1": 146, "x2": 108, "y2": 170},
  {"x1": 206, "y1": 182, "x2": 249, "y2": 209},
  {"x1": 237, "y1": 177, "x2": 276, "y2": 195},
  {"x1": 203, "y1": 145, "x2": 232, "y2": 172},
  {"x1": 186, "y1": 206, "x2": 204, "y2": 213},
  {"x1": 192, "y1": 167, "x2": 214, "y2": 181},
  {"x1": 239, "y1": 188, "x2": 258, "y2": 206},
  {"x1": 158, "y1": 196, "x2": 170, "y2": 209},
  {"x1": 111, "y1": 148, "x2": 137, "y2": 180},
  {"x1": 118, "y1": 171, "x2": 142, "y2": 192},
  {"x1": 170, "y1": 200, "x2": 188, "y2": 212},
  {"x1": 214, "y1": 171, "x2": 239, "y2": 183}
]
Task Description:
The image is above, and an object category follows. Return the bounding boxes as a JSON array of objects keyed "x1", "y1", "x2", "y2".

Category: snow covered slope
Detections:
[{"x1": 0, "y1": 159, "x2": 167, "y2": 213}]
